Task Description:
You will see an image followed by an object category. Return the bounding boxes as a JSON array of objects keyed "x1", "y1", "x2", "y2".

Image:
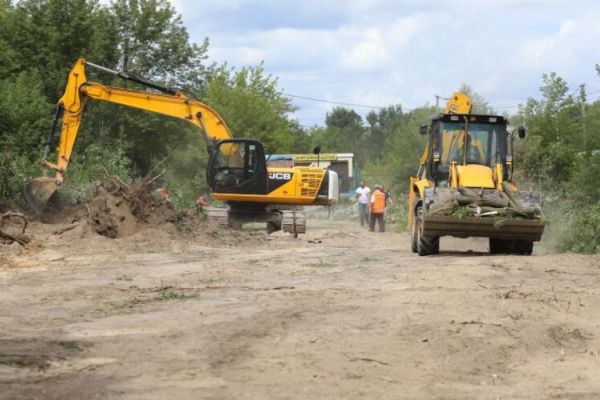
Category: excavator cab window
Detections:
[{"x1": 207, "y1": 139, "x2": 268, "y2": 195}]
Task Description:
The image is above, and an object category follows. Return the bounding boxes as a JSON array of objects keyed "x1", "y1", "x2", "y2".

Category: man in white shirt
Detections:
[{"x1": 354, "y1": 180, "x2": 371, "y2": 227}]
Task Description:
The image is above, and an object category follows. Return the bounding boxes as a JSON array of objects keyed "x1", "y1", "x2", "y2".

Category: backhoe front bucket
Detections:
[
  {"x1": 422, "y1": 215, "x2": 544, "y2": 241},
  {"x1": 24, "y1": 177, "x2": 58, "y2": 214}
]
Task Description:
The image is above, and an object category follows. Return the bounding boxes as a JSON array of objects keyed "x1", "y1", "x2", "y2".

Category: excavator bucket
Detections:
[{"x1": 24, "y1": 177, "x2": 58, "y2": 214}]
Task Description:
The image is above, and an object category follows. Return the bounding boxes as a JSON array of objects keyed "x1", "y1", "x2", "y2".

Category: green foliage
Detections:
[
  {"x1": 203, "y1": 63, "x2": 306, "y2": 154},
  {"x1": 61, "y1": 143, "x2": 131, "y2": 204},
  {"x1": 2, "y1": 0, "x2": 119, "y2": 99},
  {"x1": 514, "y1": 73, "x2": 582, "y2": 186},
  {"x1": 0, "y1": 72, "x2": 51, "y2": 201},
  {"x1": 567, "y1": 153, "x2": 600, "y2": 204},
  {"x1": 459, "y1": 83, "x2": 495, "y2": 114},
  {"x1": 559, "y1": 202, "x2": 600, "y2": 254},
  {"x1": 102, "y1": 0, "x2": 211, "y2": 173},
  {"x1": 0, "y1": 0, "x2": 214, "y2": 209},
  {"x1": 110, "y1": 0, "x2": 210, "y2": 94},
  {"x1": 514, "y1": 67, "x2": 600, "y2": 253},
  {"x1": 451, "y1": 206, "x2": 471, "y2": 219}
]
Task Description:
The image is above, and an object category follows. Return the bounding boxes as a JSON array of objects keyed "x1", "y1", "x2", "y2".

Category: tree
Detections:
[
  {"x1": 321, "y1": 107, "x2": 366, "y2": 165},
  {"x1": 91, "y1": 0, "x2": 212, "y2": 172},
  {"x1": 203, "y1": 63, "x2": 305, "y2": 154},
  {"x1": 458, "y1": 84, "x2": 494, "y2": 114},
  {"x1": 3, "y1": 0, "x2": 118, "y2": 100},
  {"x1": 0, "y1": 0, "x2": 212, "y2": 204},
  {"x1": 110, "y1": 0, "x2": 209, "y2": 94},
  {"x1": 514, "y1": 72, "x2": 582, "y2": 184},
  {"x1": 0, "y1": 71, "x2": 51, "y2": 199}
]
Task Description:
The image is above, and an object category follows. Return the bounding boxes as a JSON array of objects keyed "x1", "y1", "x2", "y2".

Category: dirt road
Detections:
[{"x1": 1, "y1": 217, "x2": 600, "y2": 399}]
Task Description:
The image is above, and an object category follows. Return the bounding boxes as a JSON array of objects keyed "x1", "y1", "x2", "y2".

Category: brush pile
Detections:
[
  {"x1": 429, "y1": 183, "x2": 542, "y2": 219},
  {"x1": 86, "y1": 166, "x2": 179, "y2": 238}
]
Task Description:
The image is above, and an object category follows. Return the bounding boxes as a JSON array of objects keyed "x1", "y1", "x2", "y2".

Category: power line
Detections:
[
  {"x1": 286, "y1": 85, "x2": 600, "y2": 125},
  {"x1": 285, "y1": 93, "x2": 408, "y2": 110}
]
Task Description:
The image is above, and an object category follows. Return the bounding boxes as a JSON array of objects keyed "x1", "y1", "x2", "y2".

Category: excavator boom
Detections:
[{"x1": 26, "y1": 58, "x2": 234, "y2": 211}]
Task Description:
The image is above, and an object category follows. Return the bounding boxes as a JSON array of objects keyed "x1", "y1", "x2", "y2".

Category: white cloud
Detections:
[{"x1": 179, "y1": 0, "x2": 600, "y2": 124}]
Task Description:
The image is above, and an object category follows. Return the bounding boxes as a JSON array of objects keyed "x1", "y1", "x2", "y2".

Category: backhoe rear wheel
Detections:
[{"x1": 416, "y1": 206, "x2": 439, "y2": 256}]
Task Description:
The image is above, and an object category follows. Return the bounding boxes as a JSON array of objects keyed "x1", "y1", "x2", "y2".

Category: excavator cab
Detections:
[{"x1": 207, "y1": 139, "x2": 268, "y2": 195}]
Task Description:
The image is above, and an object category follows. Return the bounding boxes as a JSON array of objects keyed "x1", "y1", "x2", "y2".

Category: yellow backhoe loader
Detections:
[
  {"x1": 25, "y1": 58, "x2": 338, "y2": 233},
  {"x1": 407, "y1": 92, "x2": 544, "y2": 255}
]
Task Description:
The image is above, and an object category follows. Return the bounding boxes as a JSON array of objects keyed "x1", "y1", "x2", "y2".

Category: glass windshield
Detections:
[
  {"x1": 439, "y1": 121, "x2": 505, "y2": 166},
  {"x1": 212, "y1": 142, "x2": 257, "y2": 187}
]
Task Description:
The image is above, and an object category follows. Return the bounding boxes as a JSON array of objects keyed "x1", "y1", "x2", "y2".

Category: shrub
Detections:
[
  {"x1": 560, "y1": 202, "x2": 600, "y2": 254},
  {"x1": 60, "y1": 143, "x2": 131, "y2": 204}
]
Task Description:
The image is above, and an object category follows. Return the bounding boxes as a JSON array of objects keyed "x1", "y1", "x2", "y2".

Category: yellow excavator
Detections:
[
  {"x1": 407, "y1": 92, "x2": 544, "y2": 255},
  {"x1": 25, "y1": 58, "x2": 339, "y2": 233}
]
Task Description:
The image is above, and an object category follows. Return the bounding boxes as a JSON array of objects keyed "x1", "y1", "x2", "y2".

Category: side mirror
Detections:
[
  {"x1": 419, "y1": 124, "x2": 428, "y2": 135},
  {"x1": 517, "y1": 126, "x2": 526, "y2": 139},
  {"x1": 313, "y1": 146, "x2": 321, "y2": 167}
]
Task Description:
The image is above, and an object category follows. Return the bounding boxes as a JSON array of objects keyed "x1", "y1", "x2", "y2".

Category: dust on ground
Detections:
[{"x1": 1, "y1": 209, "x2": 600, "y2": 399}]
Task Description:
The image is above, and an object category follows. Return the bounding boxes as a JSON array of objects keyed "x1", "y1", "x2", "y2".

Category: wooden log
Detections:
[
  {"x1": 0, "y1": 230, "x2": 30, "y2": 245},
  {"x1": 52, "y1": 223, "x2": 81, "y2": 235},
  {"x1": 501, "y1": 182, "x2": 525, "y2": 209}
]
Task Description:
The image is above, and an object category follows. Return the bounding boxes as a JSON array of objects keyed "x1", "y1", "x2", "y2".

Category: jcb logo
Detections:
[{"x1": 269, "y1": 172, "x2": 291, "y2": 180}]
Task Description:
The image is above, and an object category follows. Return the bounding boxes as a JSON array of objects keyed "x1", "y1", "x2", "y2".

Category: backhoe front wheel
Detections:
[
  {"x1": 489, "y1": 238, "x2": 533, "y2": 255},
  {"x1": 415, "y1": 207, "x2": 439, "y2": 256},
  {"x1": 410, "y1": 218, "x2": 418, "y2": 253},
  {"x1": 513, "y1": 240, "x2": 533, "y2": 255}
]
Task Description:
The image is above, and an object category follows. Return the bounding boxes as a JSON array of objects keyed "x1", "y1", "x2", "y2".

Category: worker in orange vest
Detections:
[{"x1": 369, "y1": 184, "x2": 386, "y2": 232}]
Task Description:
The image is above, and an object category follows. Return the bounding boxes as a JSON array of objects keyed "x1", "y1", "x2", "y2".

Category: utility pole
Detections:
[
  {"x1": 435, "y1": 95, "x2": 450, "y2": 115},
  {"x1": 580, "y1": 84, "x2": 587, "y2": 154}
]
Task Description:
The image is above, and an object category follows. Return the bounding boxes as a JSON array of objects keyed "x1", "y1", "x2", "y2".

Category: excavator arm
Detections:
[{"x1": 26, "y1": 58, "x2": 234, "y2": 211}]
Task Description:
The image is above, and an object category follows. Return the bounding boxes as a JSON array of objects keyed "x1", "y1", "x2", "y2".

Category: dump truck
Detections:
[{"x1": 407, "y1": 92, "x2": 544, "y2": 255}]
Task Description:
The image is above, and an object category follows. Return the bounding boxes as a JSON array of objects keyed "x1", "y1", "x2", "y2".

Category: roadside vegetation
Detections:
[{"x1": 1, "y1": 0, "x2": 599, "y2": 252}]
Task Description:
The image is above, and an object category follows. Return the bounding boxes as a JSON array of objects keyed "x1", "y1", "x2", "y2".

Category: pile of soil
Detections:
[
  {"x1": 87, "y1": 184, "x2": 182, "y2": 239},
  {"x1": 87, "y1": 187, "x2": 138, "y2": 238}
]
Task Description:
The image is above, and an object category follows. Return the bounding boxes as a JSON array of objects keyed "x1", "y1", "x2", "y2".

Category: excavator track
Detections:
[
  {"x1": 204, "y1": 207, "x2": 229, "y2": 227},
  {"x1": 280, "y1": 210, "x2": 306, "y2": 235},
  {"x1": 204, "y1": 206, "x2": 306, "y2": 235}
]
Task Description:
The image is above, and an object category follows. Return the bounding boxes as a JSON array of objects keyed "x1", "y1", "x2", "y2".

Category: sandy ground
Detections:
[{"x1": 1, "y1": 215, "x2": 600, "y2": 399}]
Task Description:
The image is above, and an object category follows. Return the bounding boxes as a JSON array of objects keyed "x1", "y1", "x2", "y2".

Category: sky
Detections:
[{"x1": 171, "y1": 0, "x2": 600, "y2": 126}]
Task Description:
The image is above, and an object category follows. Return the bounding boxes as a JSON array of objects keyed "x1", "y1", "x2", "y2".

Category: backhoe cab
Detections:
[{"x1": 407, "y1": 92, "x2": 544, "y2": 255}]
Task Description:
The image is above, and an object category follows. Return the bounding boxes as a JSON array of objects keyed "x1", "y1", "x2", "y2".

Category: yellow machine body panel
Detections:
[
  {"x1": 27, "y1": 58, "x2": 337, "y2": 214},
  {"x1": 406, "y1": 91, "x2": 544, "y2": 254},
  {"x1": 212, "y1": 166, "x2": 330, "y2": 205},
  {"x1": 444, "y1": 92, "x2": 472, "y2": 114},
  {"x1": 455, "y1": 165, "x2": 495, "y2": 189}
]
